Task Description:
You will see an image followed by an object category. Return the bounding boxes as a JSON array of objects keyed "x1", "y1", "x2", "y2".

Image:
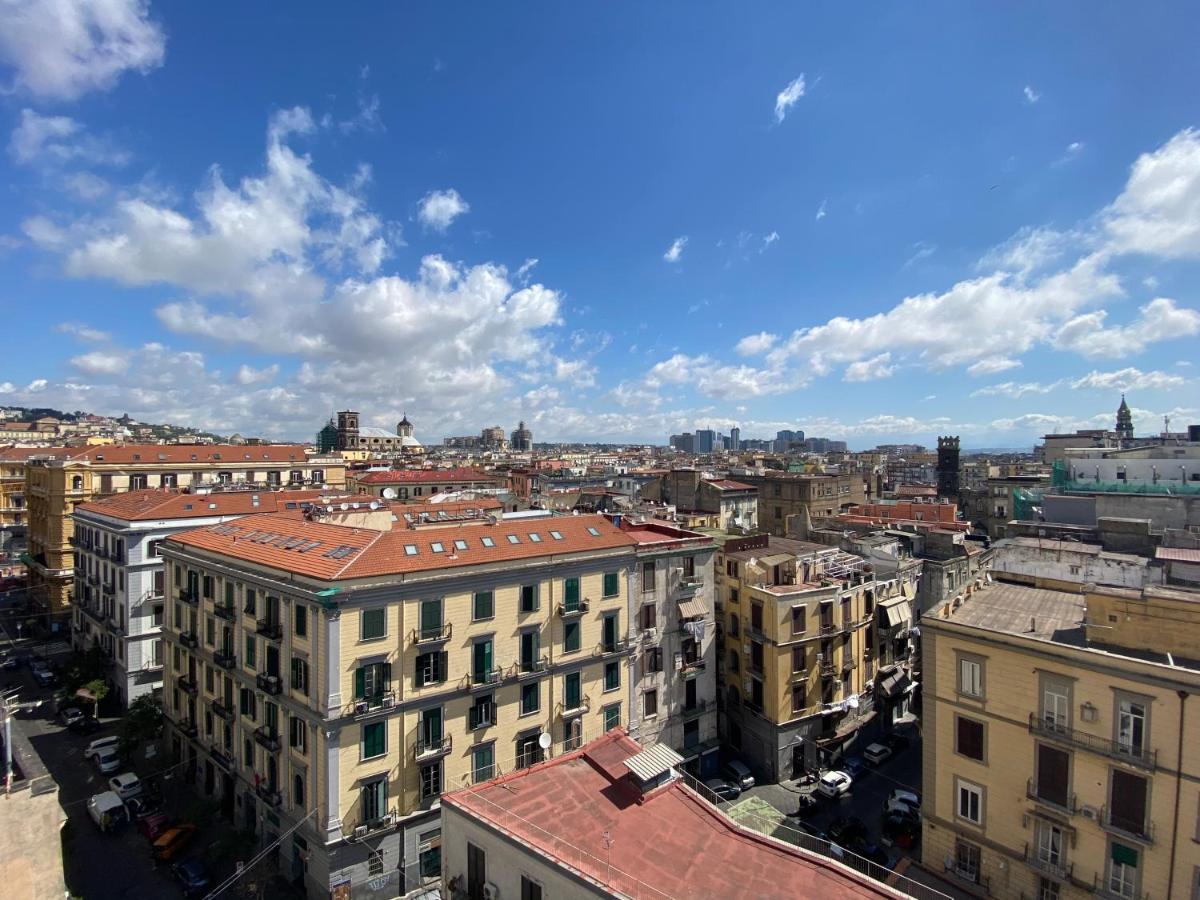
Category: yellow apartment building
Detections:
[
  {"x1": 716, "y1": 534, "x2": 916, "y2": 781},
  {"x1": 920, "y1": 575, "x2": 1200, "y2": 900},
  {"x1": 22, "y1": 444, "x2": 345, "y2": 626},
  {"x1": 159, "y1": 506, "x2": 639, "y2": 899},
  {"x1": 1, "y1": 446, "x2": 75, "y2": 539}
]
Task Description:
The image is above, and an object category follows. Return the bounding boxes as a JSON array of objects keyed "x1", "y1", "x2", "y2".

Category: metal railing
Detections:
[
  {"x1": 414, "y1": 734, "x2": 452, "y2": 759},
  {"x1": 557, "y1": 600, "x2": 590, "y2": 617},
  {"x1": 212, "y1": 698, "x2": 235, "y2": 721},
  {"x1": 559, "y1": 694, "x2": 591, "y2": 717},
  {"x1": 212, "y1": 602, "x2": 236, "y2": 621},
  {"x1": 177, "y1": 675, "x2": 198, "y2": 696},
  {"x1": 256, "y1": 619, "x2": 283, "y2": 641},
  {"x1": 471, "y1": 667, "x2": 503, "y2": 687},
  {"x1": 179, "y1": 630, "x2": 199, "y2": 649},
  {"x1": 256, "y1": 672, "x2": 282, "y2": 695},
  {"x1": 516, "y1": 656, "x2": 549, "y2": 677},
  {"x1": 1101, "y1": 805, "x2": 1155, "y2": 844},
  {"x1": 682, "y1": 699, "x2": 708, "y2": 719},
  {"x1": 351, "y1": 691, "x2": 396, "y2": 718},
  {"x1": 1028, "y1": 714, "x2": 1157, "y2": 771},
  {"x1": 213, "y1": 649, "x2": 237, "y2": 669},
  {"x1": 254, "y1": 725, "x2": 282, "y2": 752},
  {"x1": 1026, "y1": 778, "x2": 1077, "y2": 815},
  {"x1": 1023, "y1": 842, "x2": 1072, "y2": 881},
  {"x1": 411, "y1": 622, "x2": 452, "y2": 644}
]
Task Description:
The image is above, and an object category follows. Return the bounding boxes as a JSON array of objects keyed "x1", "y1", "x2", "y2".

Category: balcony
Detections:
[
  {"x1": 411, "y1": 622, "x2": 452, "y2": 645},
  {"x1": 744, "y1": 624, "x2": 766, "y2": 642},
  {"x1": 212, "y1": 698, "x2": 234, "y2": 721},
  {"x1": 179, "y1": 631, "x2": 199, "y2": 649},
  {"x1": 256, "y1": 672, "x2": 283, "y2": 695},
  {"x1": 682, "y1": 699, "x2": 709, "y2": 720},
  {"x1": 213, "y1": 649, "x2": 237, "y2": 669},
  {"x1": 177, "y1": 675, "x2": 198, "y2": 697},
  {"x1": 557, "y1": 601, "x2": 589, "y2": 617},
  {"x1": 597, "y1": 638, "x2": 629, "y2": 656},
  {"x1": 1023, "y1": 843, "x2": 1072, "y2": 882},
  {"x1": 351, "y1": 692, "x2": 396, "y2": 719},
  {"x1": 679, "y1": 658, "x2": 706, "y2": 678},
  {"x1": 179, "y1": 589, "x2": 199, "y2": 606},
  {"x1": 560, "y1": 694, "x2": 591, "y2": 718},
  {"x1": 86, "y1": 574, "x2": 100, "y2": 587},
  {"x1": 470, "y1": 667, "x2": 502, "y2": 688},
  {"x1": 254, "y1": 725, "x2": 282, "y2": 753},
  {"x1": 516, "y1": 656, "x2": 549, "y2": 678},
  {"x1": 178, "y1": 718, "x2": 198, "y2": 739},
  {"x1": 817, "y1": 658, "x2": 835, "y2": 678},
  {"x1": 1025, "y1": 778, "x2": 1077, "y2": 815},
  {"x1": 256, "y1": 620, "x2": 283, "y2": 641},
  {"x1": 212, "y1": 603, "x2": 236, "y2": 621},
  {"x1": 1028, "y1": 714, "x2": 1157, "y2": 772},
  {"x1": 676, "y1": 574, "x2": 704, "y2": 594},
  {"x1": 1101, "y1": 805, "x2": 1155, "y2": 844},
  {"x1": 255, "y1": 783, "x2": 282, "y2": 807},
  {"x1": 413, "y1": 733, "x2": 452, "y2": 760}
]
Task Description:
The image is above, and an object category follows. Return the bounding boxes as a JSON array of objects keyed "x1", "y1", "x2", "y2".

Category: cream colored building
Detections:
[
  {"x1": 159, "y1": 507, "x2": 641, "y2": 899},
  {"x1": 920, "y1": 575, "x2": 1200, "y2": 900}
]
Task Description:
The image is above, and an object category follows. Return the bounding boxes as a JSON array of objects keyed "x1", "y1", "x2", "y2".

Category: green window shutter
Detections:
[
  {"x1": 604, "y1": 572, "x2": 618, "y2": 597},
  {"x1": 382, "y1": 661, "x2": 392, "y2": 685},
  {"x1": 355, "y1": 667, "x2": 366, "y2": 700},
  {"x1": 1110, "y1": 843, "x2": 1137, "y2": 867},
  {"x1": 565, "y1": 578, "x2": 579, "y2": 604},
  {"x1": 225, "y1": 583, "x2": 234, "y2": 605}
]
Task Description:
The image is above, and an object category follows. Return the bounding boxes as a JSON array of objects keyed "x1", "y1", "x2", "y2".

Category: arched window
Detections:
[
  {"x1": 293, "y1": 773, "x2": 305, "y2": 807},
  {"x1": 72, "y1": 475, "x2": 83, "y2": 491}
]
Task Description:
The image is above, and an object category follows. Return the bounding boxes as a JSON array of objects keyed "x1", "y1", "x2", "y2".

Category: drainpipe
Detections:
[{"x1": 1167, "y1": 689, "x2": 1187, "y2": 900}]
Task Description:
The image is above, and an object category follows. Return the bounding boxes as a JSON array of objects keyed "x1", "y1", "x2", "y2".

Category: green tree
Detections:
[{"x1": 117, "y1": 693, "x2": 163, "y2": 756}]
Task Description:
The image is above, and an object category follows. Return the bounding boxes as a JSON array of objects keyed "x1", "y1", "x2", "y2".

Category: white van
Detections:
[
  {"x1": 94, "y1": 747, "x2": 122, "y2": 773},
  {"x1": 84, "y1": 735, "x2": 120, "y2": 760},
  {"x1": 87, "y1": 791, "x2": 128, "y2": 832}
]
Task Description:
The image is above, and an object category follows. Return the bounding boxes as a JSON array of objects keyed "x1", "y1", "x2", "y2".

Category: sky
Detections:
[{"x1": 1, "y1": 1, "x2": 1199, "y2": 449}]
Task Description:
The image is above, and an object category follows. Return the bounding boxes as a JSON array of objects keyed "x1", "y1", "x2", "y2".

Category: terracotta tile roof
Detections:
[
  {"x1": 75, "y1": 488, "x2": 341, "y2": 522},
  {"x1": 0, "y1": 446, "x2": 75, "y2": 462},
  {"x1": 72, "y1": 443, "x2": 316, "y2": 464},
  {"x1": 444, "y1": 729, "x2": 902, "y2": 899},
  {"x1": 166, "y1": 512, "x2": 635, "y2": 582},
  {"x1": 353, "y1": 467, "x2": 500, "y2": 485},
  {"x1": 706, "y1": 479, "x2": 757, "y2": 490}
]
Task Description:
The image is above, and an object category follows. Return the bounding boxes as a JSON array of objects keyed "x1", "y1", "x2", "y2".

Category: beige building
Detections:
[
  {"x1": 736, "y1": 471, "x2": 868, "y2": 537},
  {"x1": 22, "y1": 444, "x2": 344, "y2": 626},
  {"x1": 716, "y1": 533, "x2": 915, "y2": 781},
  {"x1": 920, "y1": 575, "x2": 1200, "y2": 900},
  {"x1": 159, "y1": 508, "x2": 643, "y2": 899},
  {"x1": 0, "y1": 446, "x2": 74, "y2": 544}
]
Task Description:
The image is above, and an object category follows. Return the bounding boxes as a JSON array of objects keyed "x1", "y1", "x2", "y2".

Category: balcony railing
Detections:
[
  {"x1": 177, "y1": 675, "x2": 198, "y2": 697},
  {"x1": 178, "y1": 718, "x2": 198, "y2": 739},
  {"x1": 212, "y1": 603, "x2": 236, "y2": 621},
  {"x1": 256, "y1": 620, "x2": 283, "y2": 641},
  {"x1": 1101, "y1": 805, "x2": 1155, "y2": 844},
  {"x1": 255, "y1": 784, "x2": 282, "y2": 807},
  {"x1": 818, "y1": 658, "x2": 835, "y2": 677},
  {"x1": 254, "y1": 725, "x2": 282, "y2": 753},
  {"x1": 213, "y1": 649, "x2": 237, "y2": 669},
  {"x1": 256, "y1": 672, "x2": 283, "y2": 695},
  {"x1": 598, "y1": 638, "x2": 629, "y2": 656},
  {"x1": 1028, "y1": 713, "x2": 1157, "y2": 771},
  {"x1": 179, "y1": 589, "x2": 199, "y2": 606},
  {"x1": 179, "y1": 631, "x2": 199, "y2": 649},
  {"x1": 413, "y1": 734, "x2": 452, "y2": 759},
  {"x1": 517, "y1": 656, "x2": 549, "y2": 678},
  {"x1": 1023, "y1": 843, "x2": 1072, "y2": 881},
  {"x1": 411, "y1": 622, "x2": 452, "y2": 645},
  {"x1": 560, "y1": 694, "x2": 591, "y2": 718},
  {"x1": 682, "y1": 699, "x2": 709, "y2": 720},
  {"x1": 351, "y1": 691, "x2": 396, "y2": 718},
  {"x1": 819, "y1": 620, "x2": 837, "y2": 635},
  {"x1": 677, "y1": 574, "x2": 704, "y2": 593},
  {"x1": 212, "y1": 698, "x2": 235, "y2": 721},
  {"x1": 680, "y1": 658, "x2": 706, "y2": 677},
  {"x1": 1025, "y1": 778, "x2": 1077, "y2": 815},
  {"x1": 471, "y1": 667, "x2": 503, "y2": 688},
  {"x1": 557, "y1": 600, "x2": 589, "y2": 617}
]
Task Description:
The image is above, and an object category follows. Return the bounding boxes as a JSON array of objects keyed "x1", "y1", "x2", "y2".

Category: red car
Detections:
[{"x1": 137, "y1": 813, "x2": 170, "y2": 841}]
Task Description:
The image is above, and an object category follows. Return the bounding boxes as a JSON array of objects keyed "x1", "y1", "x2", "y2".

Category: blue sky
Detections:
[{"x1": 1, "y1": 1, "x2": 1198, "y2": 448}]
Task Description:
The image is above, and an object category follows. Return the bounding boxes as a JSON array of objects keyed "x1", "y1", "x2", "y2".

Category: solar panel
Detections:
[{"x1": 296, "y1": 541, "x2": 322, "y2": 554}]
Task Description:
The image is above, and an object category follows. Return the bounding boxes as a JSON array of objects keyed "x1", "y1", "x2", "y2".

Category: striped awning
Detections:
[
  {"x1": 879, "y1": 597, "x2": 912, "y2": 629},
  {"x1": 623, "y1": 744, "x2": 684, "y2": 782},
  {"x1": 678, "y1": 597, "x2": 707, "y2": 619}
]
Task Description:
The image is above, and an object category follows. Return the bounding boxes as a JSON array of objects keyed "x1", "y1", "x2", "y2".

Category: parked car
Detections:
[
  {"x1": 883, "y1": 797, "x2": 922, "y2": 821},
  {"x1": 137, "y1": 812, "x2": 171, "y2": 842},
  {"x1": 108, "y1": 772, "x2": 143, "y2": 800},
  {"x1": 93, "y1": 747, "x2": 122, "y2": 774},
  {"x1": 881, "y1": 811, "x2": 921, "y2": 850},
  {"x1": 69, "y1": 715, "x2": 103, "y2": 735},
  {"x1": 152, "y1": 824, "x2": 198, "y2": 861},
  {"x1": 171, "y1": 857, "x2": 211, "y2": 897},
  {"x1": 1, "y1": 653, "x2": 20, "y2": 670},
  {"x1": 703, "y1": 778, "x2": 742, "y2": 802},
  {"x1": 882, "y1": 732, "x2": 911, "y2": 752},
  {"x1": 84, "y1": 735, "x2": 121, "y2": 760},
  {"x1": 86, "y1": 791, "x2": 129, "y2": 832},
  {"x1": 842, "y1": 756, "x2": 867, "y2": 778},
  {"x1": 722, "y1": 759, "x2": 755, "y2": 790},
  {"x1": 845, "y1": 834, "x2": 887, "y2": 865},
  {"x1": 124, "y1": 796, "x2": 161, "y2": 821},
  {"x1": 59, "y1": 706, "x2": 85, "y2": 727},
  {"x1": 883, "y1": 787, "x2": 922, "y2": 813},
  {"x1": 863, "y1": 742, "x2": 893, "y2": 766},
  {"x1": 816, "y1": 770, "x2": 853, "y2": 799},
  {"x1": 827, "y1": 816, "x2": 870, "y2": 845},
  {"x1": 32, "y1": 668, "x2": 57, "y2": 687}
]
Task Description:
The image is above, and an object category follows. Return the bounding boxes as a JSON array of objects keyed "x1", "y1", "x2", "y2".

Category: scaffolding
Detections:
[{"x1": 1051, "y1": 459, "x2": 1200, "y2": 495}]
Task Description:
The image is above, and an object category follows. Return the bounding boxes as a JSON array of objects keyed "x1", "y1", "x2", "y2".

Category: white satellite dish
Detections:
[
  {"x1": 340, "y1": 503, "x2": 350, "y2": 511},
  {"x1": 537, "y1": 732, "x2": 553, "y2": 751},
  {"x1": 368, "y1": 501, "x2": 380, "y2": 510},
  {"x1": 351, "y1": 502, "x2": 361, "y2": 510},
  {"x1": 382, "y1": 487, "x2": 397, "y2": 500}
]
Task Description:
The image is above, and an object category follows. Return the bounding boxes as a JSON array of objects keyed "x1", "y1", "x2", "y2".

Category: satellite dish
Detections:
[
  {"x1": 368, "y1": 501, "x2": 380, "y2": 510},
  {"x1": 351, "y1": 502, "x2": 361, "y2": 510},
  {"x1": 382, "y1": 487, "x2": 397, "y2": 500},
  {"x1": 537, "y1": 732, "x2": 552, "y2": 751},
  {"x1": 340, "y1": 503, "x2": 350, "y2": 511}
]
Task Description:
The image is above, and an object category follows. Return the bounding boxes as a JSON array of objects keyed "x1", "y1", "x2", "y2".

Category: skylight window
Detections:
[
  {"x1": 587, "y1": 527, "x2": 601, "y2": 537},
  {"x1": 431, "y1": 542, "x2": 444, "y2": 553},
  {"x1": 529, "y1": 532, "x2": 542, "y2": 542},
  {"x1": 550, "y1": 530, "x2": 564, "y2": 540},
  {"x1": 404, "y1": 544, "x2": 419, "y2": 556},
  {"x1": 481, "y1": 536, "x2": 496, "y2": 547},
  {"x1": 507, "y1": 534, "x2": 521, "y2": 544},
  {"x1": 454, "y1": 540, "x2": 468, "y2": 551}
]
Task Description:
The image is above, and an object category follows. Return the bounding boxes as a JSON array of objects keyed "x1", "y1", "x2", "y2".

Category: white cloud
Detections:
[
  {"x1": 0, "y1": 0, "x2": 165, "y2": 101},
  {"x1": 1104, "y1": 128, "x2": 1200, "y2": 258},
  {"x1": 760, "y1": 231, "x2": 779, "y2": 252},
  {"x1": 735, "y1": 332, "x2": 778, "y2": 356},
  {"x1": 843, "y1": 353, "x2": 896, "y2": 382},
  {"x1": 1023, "y1": 85, "x2": 1041, "y2": 105},
  {"x1": 815, "y1": 199, "x2": 827, "y2": 221},
  {"x1": 235, "y1": 364, "x2": 279, "y2": 386},
  {"x1": 1068, "y1": 367, "x2": 1186, "y2": 392},
  {"x1": 1054, "y1": 141, "x2": 1085, "y2": 166},
  {"x1": 515, "y1": 258, "x2": 538, "y2": 285},
  {"x1": 1052, "y1": 297, "x2": 1200, "y2": 358},
  {"x1": 967, "y1": 356, "x2": 1023, "y2": 377},
  {"x1": 971, "y1": 380, "x2": 1056, "y2": 399},
  {"x1": 9, "y1": 109, "x2": 76, "y2": 164},
  {"x1": 902, "y1": 241, "x2": 936, "y2": 269},
  {"x1": 63, "y1": 171, "x2": 110, "y2": 200},
  {"x1": 977, "y1": 226, "x2": 1077, "y2": 277},
  {"x1": 417, "y1": 188, "x2": 469, "y2": 232},
  {"x1": 339, "y1": 93, "x2": 383, "y2": 134},
  {"x1": 663, "y1": 236, "x2": 688, "y2": 263},
  {"x1": 57, "y1": 321, "x2": 110, "y2": 342},
  {"x1": 71, "y1": 350, "x2": 128, "y2": 376},
  {"x1": 774, "y1": 74, "x2": 806, "y2": 123}
]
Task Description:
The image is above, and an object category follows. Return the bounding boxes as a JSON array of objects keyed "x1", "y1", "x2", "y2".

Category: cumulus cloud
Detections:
[
  {"x1": 663, "y1": 236, "x2": 688, "y2": 263},
  {"x1": 735, "y1": 332, "x2": 778, "y2": 356},
  {"x1": 843, "y1": 353, "x2": 896, "y2": 382},
  {"x1": 71, "y1": 350, "x2": 128, "y2": 375},
  {"x1": 417, "y1": 188, "x2": 469, "y2": 232},
  {"x1": 967, "y1": 356, "x2": 1023, "y2": 377},
  {"x1": 1105, "y1": 128, "x2": 1200, "y2": 258},
  {"x1": 235, "y1": 364, "x2": 279, "y2": 386},
  {"x1": 0, "y1": 0, "x2": 165, "y2": 100},
  {"x1": 57, "y1": 321, "x2": 110, "y2": 342},
  {"x1": 1052, "y1": 298, "x2": 1200, "y2": 358},
  {"x1": 774, "y1": 74, "x2": 806, "y2": 123},
  {"x1": 1068, "y1": 367, "x2": 1186, "y2": 392},
  {"x1": 1023, "y1": 85, "x2": 1040, "y2": 104}
]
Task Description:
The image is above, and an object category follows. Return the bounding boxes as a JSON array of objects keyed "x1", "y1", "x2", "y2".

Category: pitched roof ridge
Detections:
[{"x1": 334, "y1": 528, "x2": 389, "y2": 578}]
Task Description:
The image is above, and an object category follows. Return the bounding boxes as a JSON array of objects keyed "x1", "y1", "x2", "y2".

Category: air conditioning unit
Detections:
[
  {"x1": 381, "y1": 696, "x2": 396, "y2": 709},
  {"x1": 742, "y1": 678, "x2": 751, "y2": 691},
  {"x1": 644, "y1": 627, "x2": 657, "y2": 641},
  {"x1": 354, "y1": 701, "x2": 368, "y2": 714},
  {"x1": 1081, "y1": 805, "x2": 1099, "y2": 821},
  {"x1": 353, "y1": 825, "x2": 368, "y2": 838},
  {"x1": 483, "y1": 883, "x2": 500, "y2": 900},
  {"x1": 742, "y1": 642, "x2": 750, "y2": 653}
]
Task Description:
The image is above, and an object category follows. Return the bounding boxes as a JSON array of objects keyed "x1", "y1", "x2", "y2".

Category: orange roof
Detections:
[
  {"x1": 0, "y1": 445, "x2": 75, "y2": 461},
  {"x1": 354, "y1": 467, "x2": 499, "y2": 485},
  {"x1": 166, "y1": 512, "x2": 635, "y2": 581},
  {"x1": 76, "y1": 488, "x2": 340, "y2": 522},
  {"x1": 73, "y1": 443, "x2": 315, "y2": 464},
  {"x1": 706, "y1": 479, "x2": 757, "y2": 490}
]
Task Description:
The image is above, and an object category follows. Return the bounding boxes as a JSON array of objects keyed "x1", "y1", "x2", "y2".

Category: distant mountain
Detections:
[{"x1": 0, "y1": 405, "x2": 227, "y2": 443}]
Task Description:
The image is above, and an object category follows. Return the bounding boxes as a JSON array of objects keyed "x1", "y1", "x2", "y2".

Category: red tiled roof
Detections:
[
  {"x1": 76, "y1": 488, "x2": 340, "y2": 522},
  {"x1": 0, "y1": 445, "x2": 75, "y2": 461},
  {"x1": 1156, "y1": 546, "x2": 1200, "y2": 563},
  {"x1": 444, "y1": 729, "x2": 902, "y2": 899},
  {"x1": 167, "y1": 512, "x2": 635, "y2": 581},
  {"x1": 706, "y1": 479, "x2": 757, "y2": 490},
  {"x1": 353, "y1": 467, "x2": 499, "y2": 485},
  {"x1": 71, "y1": 443, "x2": 315, "y2": 464},
  {"x1": 620, "y1": 519, "x2": 716, "y2": 550}
]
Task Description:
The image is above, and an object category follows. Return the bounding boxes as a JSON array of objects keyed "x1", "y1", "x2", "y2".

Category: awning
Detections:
[
  {"x1": 879, "y1": 598, "x2": 912, "y2": 629},
  {"x1": 759, "y1": 553, "x2": 793, "y2": 567},
  {"x1": 624, "y1": 744, "x2": 684, "y2": 781},
  {"x1": 876, "y1": 670, "x2": 911, "y2": 698},
  {"x1": 678, "y1": 739, "x2": 721, "y2": 763},
  {"x1": 678, "y1": 597, "x2": 707, "y2": 619}
]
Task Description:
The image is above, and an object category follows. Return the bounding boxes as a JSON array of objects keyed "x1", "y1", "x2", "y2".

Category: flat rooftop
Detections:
[
  {"x1": 723, "y1": 535, "x2": 834, "y2": 562},
  {"x1": 444, "y1": 729, "x2": 902, "y2": 899}
]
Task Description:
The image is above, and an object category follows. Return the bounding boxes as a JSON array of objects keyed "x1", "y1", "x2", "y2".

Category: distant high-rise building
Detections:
[
  {"x1": 670, "y1": 433, "x2": 695, "y2": 452},
  {"x1": 730, "y1": 426, "x2": 741, "y2": 451},
  {"x1": 481, "y1": 425, "x2": 506, "y2": 448},
  {"x1": 511, "y1": 420, "x2": 533, "y2": 451},
  {"x1": 695, "y1": 429, "x2": 716, "y2": 454},
  {"x1": 937, "y1": 435, "x2": 961, "y2": 499}
]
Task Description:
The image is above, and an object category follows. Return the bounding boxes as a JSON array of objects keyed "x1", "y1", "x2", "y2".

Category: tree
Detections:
[
  {"x1": 118, "y1": 693, "x2": 163, "y2": 756},
  {"x1": 81, "y1": 678, "x2": 108, "y2": 717}
]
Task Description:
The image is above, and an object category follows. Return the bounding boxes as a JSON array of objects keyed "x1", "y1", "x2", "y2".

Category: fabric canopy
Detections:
[
  {"x1": 879, "y1": 598, "x2": 912, "y2": 629},
  {"x1": 678, "y1": 597, "x2": 707, "y2": 619}
]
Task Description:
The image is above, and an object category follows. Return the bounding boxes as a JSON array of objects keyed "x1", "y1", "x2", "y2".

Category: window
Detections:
[
  {"x1": 453, "y1": 539, "x2": 468, "y2": 551},
  {"x1": 520, "y1": 630, "x2": 540, "y2": 673},
  {"x1": 244, "y1": 588, "x2": 256, "y2": 615},
  {"x1": 467, "y1": 843, "x2": 487, "y2": 900},
  {"x1": 473, "y1": 591, "x2": 494, "y2": 621},
  {"x1": 205, "y1": 617, "x2": 215, "y2": 646},
  {"x1": 520, "y1": 681, "x2": 539, "y2": 715},
  {"x1": 604, "y1": 661, "x2": 620, "y2": 692},
  {"x1": 506, "y1": 534, "x2": 521, "y2": 545},
  {"x1": 361, "y1": 608, "x2": 386, "y2": 641},
  {"x1": 563, "y1": 620, "x2": 581, "y2": 653},
  {"x1": 956, "y1": 779, "x2": 983, "y2": 824},
  {"x1": 549, "y1": 530, "x2": 563, "y2": 541},
  {"x1": 604, "y1": 704, "x2": 621, "y2": 732},
  {"x1": 240, "y1": 688, "x2": 256, "y2": 719},
  {"x1": 791, "y1": 605, "x2": 806, "y2": 635},
  {"x1": 1036, "y1": 821, "x2": 1064, "y2": 869},
  {"x1": 563, "y1": 577, "x2": 581, "y2": 610},
  {"x1": 645, "y1": 646, "x2": 663, "y2": 673},
  {"x1": 291, "y1": 657, "x2": 309, "y2": 695},
  {"x1": 469, "y1": 694, "x2": 495, "y2": 730},
  {"x1": 481, "y1": 536, "x2": 495, "y2": 548},
  {"x1": 956, "y1": 716, "x2": 985, "y2": 762},
  {"x1": 244, "y1": 632, "x2": 256, "y2": 669},
  {"x1": 420, "y1": 762, "x2": 442, "y2": 800},
  {"x1": 294, "y1": 605, "x2": 307, "y2": 638},
  {"x1": 418, "y1": 830, "x2": 441, "y2": 881},
  {"x1": 728, "y1": 650, "x2": 739, "y2": 673},
  {"x1": 521, "y1": 876, "x2": 543, "y2": 900},
  {"x1": 1036, "y1": 743, "x2": 1071, "y2": 809},
  {"x1": 361, "y1": 778, "x2": 387, "y2": 822},
  {"x1": 603, "y1": 572, "x2": 619, "y2": 597},
  {"x1": 642, "y1": 561, "x2": 656, "y2": 591},
  {"x1": 148, "y1": 539, "x2": 161, "y2": 558},
  {"x1": 473, "y1": 744, "x2": 495, "y2": 783},
  {"x1": 564, "y1": 671, "x2": 582, "y2": 710},
  {"x1": 640, "y1": 604, "x2": 656, "y2": 630},
  {"x1": 520, "y1": 584, "x2": 539, "y2": 613},
  {"x1": 728, "y1": 613, "x2": 740, "y2": 638},
  {"x1": 1108, "y1": 842, "x2": 1139, "y2": 899},
  {"x1": 361, "y1": 721, "x2": 386, "y2": 759},
  {"x1": 791, "y1": 684, "x2": 806, "y2": 713},
  {"x1": 1109, "y1": 769, "x2": 1148, "y2": 836},
  {"x1": 1116, "y1": 696, "x2": 1147, "y2": 758},
  {"x1": 404, "y1": 544, "x2": 419, "y2": 557},
  {"x1": 644, "y1": 689, "x2": 658, "y2": 718},
  {"x1": 1037, "y1": 878, "x2": 1060, "y2": 900},
  {"x1": 292, "y1": 772, "x2": 305, "y2": 808},
  {"x1": 529, "y1": 533, "x2": 542, "y2": 543},
  {"x1": 791, "y1": 646, "x2": 805, "y2": 673},
  {"x1": 958, "y1": 655, "x2": 982, "y2": 697},
  {"x1": 415, "y1": 651, "x2": 447, "y2": 687},
  {"x1": 1042, "y1": 678, "x2": 1070, "y2": 731},
  {"x1": 290, "y1": 716, "x2": 307, "y2": 754},
  {"x1": 954, "y1": 840, "x2": 981, "y2": 884},
  {"x1": 472, "y1": 639, "x2": 495, "y2": 684},
  {"x1": 244, "y1": 737, "x2": 254, "y2": 766},
  {"x1": 355, "y1": 661, "x2": 391, "y2": 699}
]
